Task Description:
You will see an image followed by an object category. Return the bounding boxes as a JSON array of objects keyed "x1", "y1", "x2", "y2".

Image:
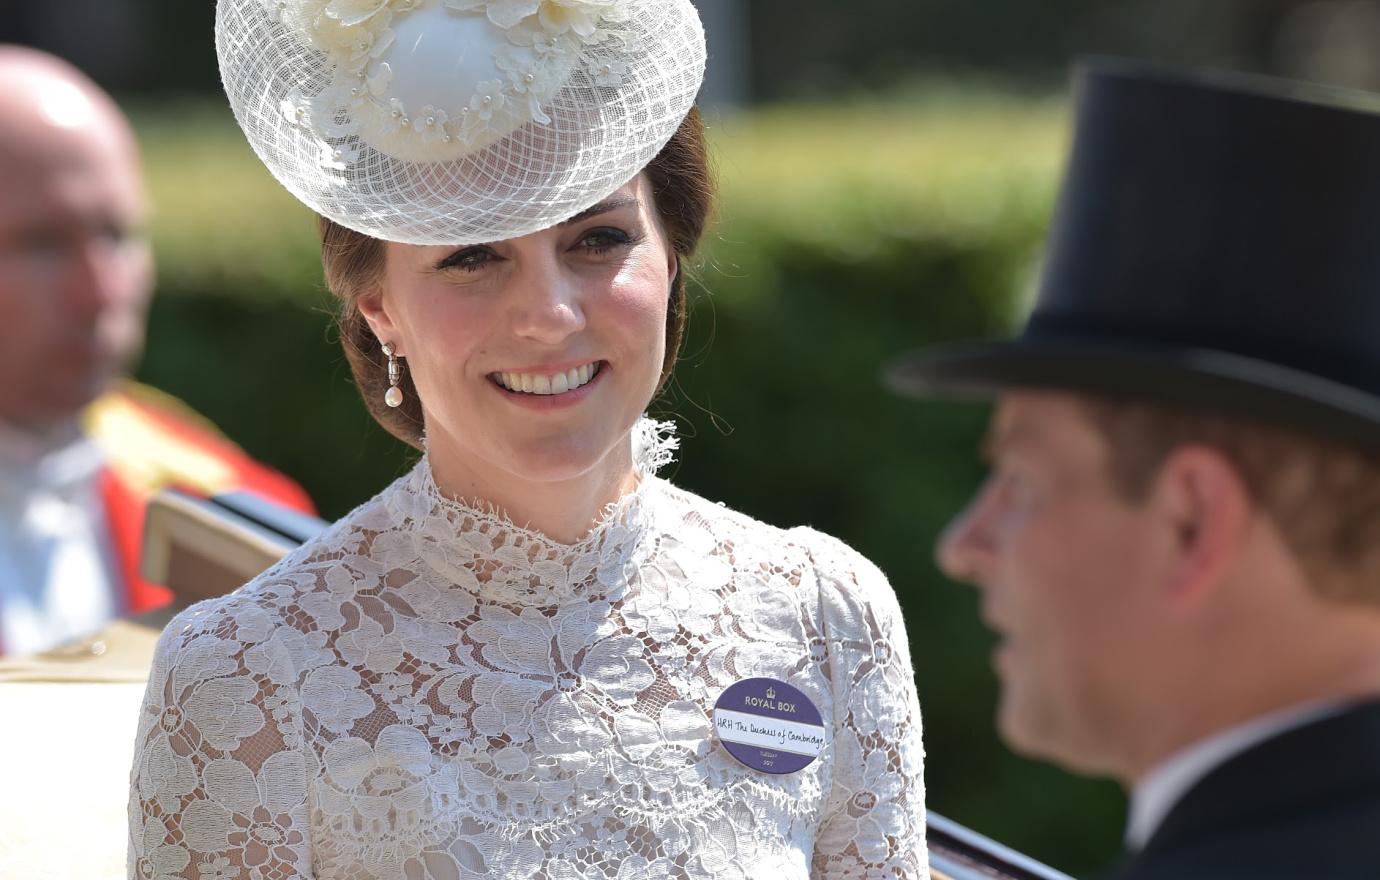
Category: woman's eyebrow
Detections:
[{"x1": 559, "y1": 196, "x2": 640, "y2": 227}]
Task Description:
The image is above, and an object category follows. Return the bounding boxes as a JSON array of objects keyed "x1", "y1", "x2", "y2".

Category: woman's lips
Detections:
[
  {"x1": 491, "y1": 360, "x2": 601, "y2": 395},
  {"x1": 488, "y1": 360, "x2": 607, "y2": 409}
]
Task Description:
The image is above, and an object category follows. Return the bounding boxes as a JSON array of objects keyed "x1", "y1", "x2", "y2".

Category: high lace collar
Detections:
[{"x1": 382, "y1": 417, "x2": 677, "y2": 606}]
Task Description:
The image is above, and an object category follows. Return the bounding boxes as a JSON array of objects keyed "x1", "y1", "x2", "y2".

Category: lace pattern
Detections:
[{"x1": 128, "y1": 420, "x2": 926, "y2": 879}]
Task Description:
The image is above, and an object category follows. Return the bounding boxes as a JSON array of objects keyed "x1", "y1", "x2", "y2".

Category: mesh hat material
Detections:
[{"x1": 217, "y1": 0, "x2": 705, "y2": 245}]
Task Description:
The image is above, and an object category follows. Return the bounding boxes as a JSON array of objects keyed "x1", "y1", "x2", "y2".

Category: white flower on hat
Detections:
[
  {"x1": 441, "y1": 0, "x2": 623, "y2": 35},
  {"x1": 539, "y1": 0, "x2": 623, "y2": 38},
  {"x1": 412, "y1": 105, "x2": 451, "y2": 142},
  {"x1": 309, "y1": 18, "x2": 361, "y2": 56},
  {"x1": 303, "y1": 86, "x2": 359, "y2": 138},
  {"x1": 280, "y1": 91, "x2": 309, "y2": 126},
  {"x1": 318, "y1": 140, "x2": 358, "y2": 171},
  {"x1": 592, "y1": 57, "x2": 627, "y2": 87},
  {"x1": 324, "y1": 0, "x2": 392, "y2": 27},
  {"x1": 494, "y1": 42, "x2": 567, "y2": 124},
  {"x1": 284, "y1": 0, "x2": 629, "y2": 164},
  {"x1": 277, "y1": 0, "x2": 384, "y2": 56},
  {"x1": 366, "y1": 61, "x2": 393, "y2": 96},
  {"x1": 342, "y1": 21, "x2": 395, "y2": 66},
  {"x1": 377, "y1": 96, "x2": 411, "y2": 135},
  {"x1": 468, "y1": 79, "x2": 507, "y2": 122},
  {"x1": 444, "y1": 0, "x2": 540, "y2": 30}
]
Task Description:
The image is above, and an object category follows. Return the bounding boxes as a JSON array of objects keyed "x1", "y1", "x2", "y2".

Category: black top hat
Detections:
[{"x1": 888, "y1": 58, "x2": 1380, "y2": 449}]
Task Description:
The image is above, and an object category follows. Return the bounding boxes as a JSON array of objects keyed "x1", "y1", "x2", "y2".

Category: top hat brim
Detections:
[{"x1": 886, "y1": 338, "x2": 1380, "y2": 449}]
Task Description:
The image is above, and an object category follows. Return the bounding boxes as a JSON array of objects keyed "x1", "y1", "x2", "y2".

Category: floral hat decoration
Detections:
[{"x1": 216, "y1": 0, "x2": 706, "y2": 244}]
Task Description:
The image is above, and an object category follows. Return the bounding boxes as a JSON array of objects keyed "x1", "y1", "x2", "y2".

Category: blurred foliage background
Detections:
[{"x1": 11, "y1": 0, "x2": 1380, "y2": 874}]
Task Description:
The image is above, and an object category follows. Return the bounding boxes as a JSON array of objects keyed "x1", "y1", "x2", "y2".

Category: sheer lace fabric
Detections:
[{"x1": 129, "y1": 427, "x2": 927, "y2": 879}]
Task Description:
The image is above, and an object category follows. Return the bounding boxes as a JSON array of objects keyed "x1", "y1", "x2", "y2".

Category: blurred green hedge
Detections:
[{"x1": 132, "y1": 93, "x2": 1125, "y2": 874}]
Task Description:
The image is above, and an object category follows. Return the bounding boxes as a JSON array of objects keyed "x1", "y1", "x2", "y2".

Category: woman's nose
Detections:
[{"x1": 509, "y1": 257, "x2": 586, "y2": 345}]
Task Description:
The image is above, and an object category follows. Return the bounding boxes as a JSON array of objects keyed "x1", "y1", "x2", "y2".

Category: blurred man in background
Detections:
[
  {"x1": 891, "y1": 61, "x2": 1380, "y2": 878},
  {"x1": 0, "y1": 46, "x2": 312, "y2": 657}
]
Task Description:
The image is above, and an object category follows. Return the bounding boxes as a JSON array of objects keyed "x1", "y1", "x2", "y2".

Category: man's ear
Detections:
[{"x1": 1149, "y1": 445, "x2": 1253, "y2": 604}]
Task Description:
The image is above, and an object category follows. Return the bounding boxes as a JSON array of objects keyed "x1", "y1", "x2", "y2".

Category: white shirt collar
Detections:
[
  {"x1": 1125, "y1": 699, "x2": 1347, "y2": 851},
  {"x1": 0, "y1": 417, "x2": 104, "y2": 501},
  {"x1": 0, "y1": 416, "x2": 120, "y2": 655}
]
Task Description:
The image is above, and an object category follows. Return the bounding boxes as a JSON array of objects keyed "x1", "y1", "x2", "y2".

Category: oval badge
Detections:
[{"x1": 712, "y1": 677, "x2": 826, "y2": 775}]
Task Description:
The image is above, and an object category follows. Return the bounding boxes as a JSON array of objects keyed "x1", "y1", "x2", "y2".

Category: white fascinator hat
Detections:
[{"x1": 216, "y1": 0, "x2": 706, "y2": 245}]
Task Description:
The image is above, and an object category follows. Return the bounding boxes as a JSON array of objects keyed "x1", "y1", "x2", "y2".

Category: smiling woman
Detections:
[
  {"x1": 320, "y1": 107, "x2": 709, "y2": 464},
  {"x1": 127, "y1": 1, "x2": 927, "y2": 878}
]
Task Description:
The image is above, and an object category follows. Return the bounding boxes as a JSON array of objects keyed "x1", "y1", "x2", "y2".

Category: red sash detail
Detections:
[
  {"x1": 99, "y1": 467, "x2": 171, "y2": 615},
  {"x1": 93, "y1": 388, "x2": 316, "y2": 612}
]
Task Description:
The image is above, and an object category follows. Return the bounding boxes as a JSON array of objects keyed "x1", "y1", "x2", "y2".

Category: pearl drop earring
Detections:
[{"x1": 381, "y1": 341, "x2": 405, "y2": 408}]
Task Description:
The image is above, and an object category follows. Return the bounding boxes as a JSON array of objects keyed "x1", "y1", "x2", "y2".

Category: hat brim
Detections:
[
  {"x1": 886, "y1": 338, "x2": 1380, "y2": 448},
  {"x1": 217, "y1": 0, "x2": 706, "y2": 246}
]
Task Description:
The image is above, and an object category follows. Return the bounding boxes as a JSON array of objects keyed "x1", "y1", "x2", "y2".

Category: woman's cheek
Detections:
[
  {"x1": 407, "y1": 290, "x2": 490, "y2": 352},
  {"x1": 607, "y1": 268, "x2": 672, "y2": 325}
]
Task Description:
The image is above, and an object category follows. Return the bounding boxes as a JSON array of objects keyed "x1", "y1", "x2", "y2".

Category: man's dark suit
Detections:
[{"x1": 1106, "y1": 701, "x2": 1380, "y2": 879}]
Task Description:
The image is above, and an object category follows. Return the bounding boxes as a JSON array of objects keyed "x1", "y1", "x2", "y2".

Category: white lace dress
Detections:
[{"x1": 128, "y1": 425, "x2": 927, "y2": 880}]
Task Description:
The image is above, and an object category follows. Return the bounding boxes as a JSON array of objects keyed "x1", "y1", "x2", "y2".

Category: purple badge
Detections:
[{"x1": 712, "y1": 677, "x2": 826, "y2": 775}]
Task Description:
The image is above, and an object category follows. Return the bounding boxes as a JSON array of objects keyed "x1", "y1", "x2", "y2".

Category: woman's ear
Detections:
[{"x1": 355, "y1": 281, "x2": 397, "y2": 347}]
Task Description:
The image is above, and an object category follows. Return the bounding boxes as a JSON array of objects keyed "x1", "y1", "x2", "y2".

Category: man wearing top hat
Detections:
[{"x1": 890, "y1": 59, "x2": 1380, "y2": 879}]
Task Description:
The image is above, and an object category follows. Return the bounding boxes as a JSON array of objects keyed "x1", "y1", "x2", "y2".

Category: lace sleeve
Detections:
[
  {"x1": 128, "y1": 599, "x2": 313, "y2": 880},
  {"x1": 801, "y1": 531, "x2": 928, "y2": 880}
]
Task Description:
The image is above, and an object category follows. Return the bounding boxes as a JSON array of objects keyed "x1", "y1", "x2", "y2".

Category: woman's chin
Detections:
[
  {"x1": 425, "y1": 405, "x2": 640, "y2": 490},
  {"x1": 492, "y1": 434, "x2": 629, "y2": 485}
]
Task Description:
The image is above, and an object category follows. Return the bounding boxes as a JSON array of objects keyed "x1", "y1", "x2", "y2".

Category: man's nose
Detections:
[
  {"x1": 63, "y1": 235, "x2": 139, "y2": 315},
  {"x1": 936, "y1": 481, "x2": 998, "y2": 584},
  {"x1": 509, "y1": 255, "x2": 586, "y2": 345}
]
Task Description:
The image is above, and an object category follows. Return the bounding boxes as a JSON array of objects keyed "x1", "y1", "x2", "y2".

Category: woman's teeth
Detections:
[{"x1": 495, "y1": 362, "x2": 599, "y2": 395}]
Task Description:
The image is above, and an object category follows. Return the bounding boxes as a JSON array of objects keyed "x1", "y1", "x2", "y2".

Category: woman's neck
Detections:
[{"x1": 424, "y1": 435, "x2": 640, "y2": 544}]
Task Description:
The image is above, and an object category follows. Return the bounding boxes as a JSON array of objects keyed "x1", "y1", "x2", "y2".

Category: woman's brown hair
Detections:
[{"x1": 320, "y1": 107, "x2": 714, "y2": 449}]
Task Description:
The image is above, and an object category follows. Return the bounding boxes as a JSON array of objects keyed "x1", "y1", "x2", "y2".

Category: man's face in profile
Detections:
[
  {"x1": 937, "y1": 391, "x2": 1170, "y2": 777},
  {"x1": 0, "y1": 73, "x2": 152, "y2": 430}
]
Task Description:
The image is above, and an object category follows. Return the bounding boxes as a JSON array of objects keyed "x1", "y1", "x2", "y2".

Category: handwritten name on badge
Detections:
[{"x1": 713, "y1": 677, "x2": 826, "y2": 775}]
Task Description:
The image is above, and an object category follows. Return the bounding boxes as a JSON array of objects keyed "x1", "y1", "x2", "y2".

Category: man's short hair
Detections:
[{"x1": 1078, "y1": 395, "x2": 1380, "y2": 605}]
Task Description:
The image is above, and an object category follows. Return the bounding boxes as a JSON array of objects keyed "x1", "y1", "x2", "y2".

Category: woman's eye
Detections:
[
  {"x1": 437, "y1": 246, "x2": 497, "y2": 272},
  {"x1": 578, "y1": 227, "x2": 638, "y2": 254}
]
